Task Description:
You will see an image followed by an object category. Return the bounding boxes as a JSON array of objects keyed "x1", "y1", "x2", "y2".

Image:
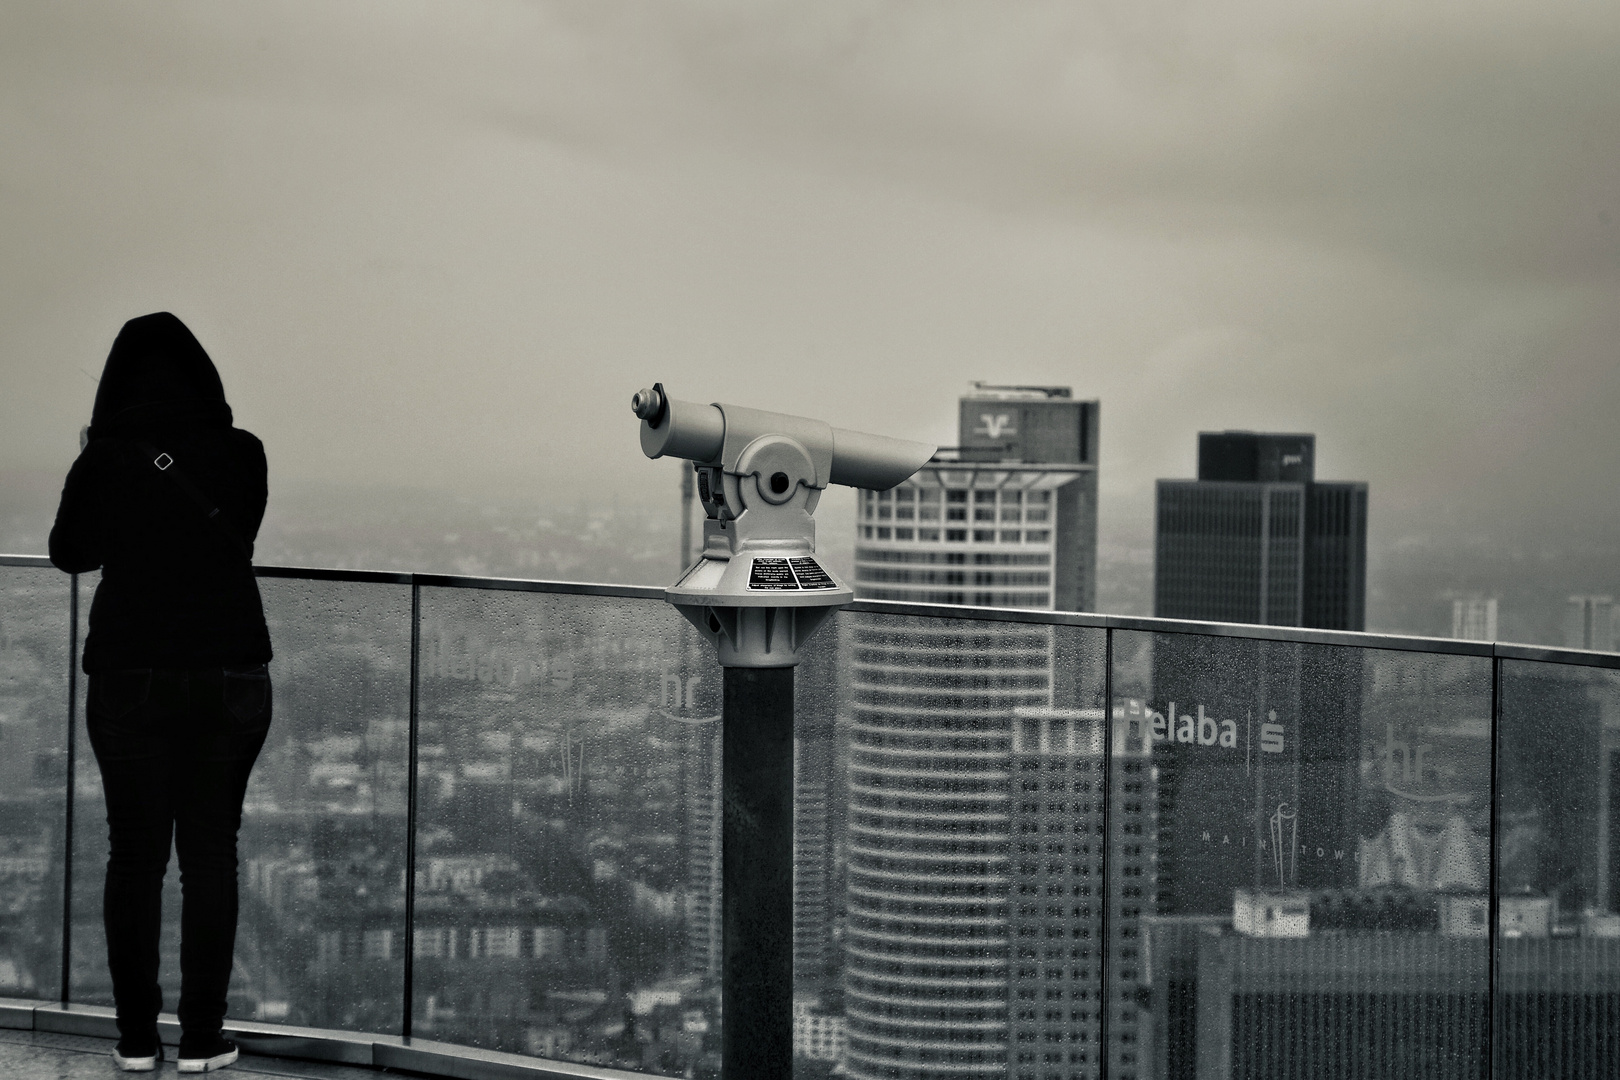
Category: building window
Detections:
[
  {"x1": 947, "y1": 529, "x2": 967, "y2": 542},
  {"x1": 877, "y1": 527, "x2": 891, "y2": 540},
  {"x1": 862, "y1": 526, "x2": 873, "y2": 538},
  {"x1": 1026, "y1": 508, "x2": 1049, "y2": 522},
  {"x1": 878, "y1": 505, "x2": 892, "y2": 520},
  {"x1": 919, "y1": 505, "x2": 939, "y2": 521},
  {"x1": 1001, "y1": 530, "x2": 1021, "y2": 543},
  {"x1": 1026, "y1": 530, "x2": 1050, "y2": 543},
  {"x1": 974, "y1": 530, "x2": 995, "y2": 542},
  {"x1": 895, "y1": 528, "x2": 914, "y2": 540},
  {"x1": 919, "y1": 528, "x2": 941, "y2": 542},
  {"x1": 896, "y1": 505, "x2": 914, "y2": 520}
]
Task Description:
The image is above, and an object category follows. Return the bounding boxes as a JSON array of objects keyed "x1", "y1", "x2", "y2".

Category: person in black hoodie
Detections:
[{"x1": 51, "y1": 312, "x2": 271, "y2": 1074}]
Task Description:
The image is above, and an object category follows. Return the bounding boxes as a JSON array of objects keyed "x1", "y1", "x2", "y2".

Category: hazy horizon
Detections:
[{"x1": 4, "y1": 2, "x2": 1618, "y2": 641}]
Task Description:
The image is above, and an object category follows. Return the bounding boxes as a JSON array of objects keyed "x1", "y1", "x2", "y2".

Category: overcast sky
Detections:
[{"x1": 3, "y1": 1, "x2": 1616, "y2": 548}]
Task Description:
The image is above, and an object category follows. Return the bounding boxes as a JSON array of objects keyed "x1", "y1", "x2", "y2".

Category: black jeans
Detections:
[{"x1": 87, "y1": 665, "x2": 271, "y2": 1042}]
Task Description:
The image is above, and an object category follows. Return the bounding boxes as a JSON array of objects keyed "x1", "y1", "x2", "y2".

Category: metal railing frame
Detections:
[{"x1": 4, "y1": 552, "x2": 1619, "y2": 1080}]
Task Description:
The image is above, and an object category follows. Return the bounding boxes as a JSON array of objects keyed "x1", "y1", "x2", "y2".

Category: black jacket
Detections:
[{"x1": 50, "y1": 313, "x2": 272, "y2": 672}]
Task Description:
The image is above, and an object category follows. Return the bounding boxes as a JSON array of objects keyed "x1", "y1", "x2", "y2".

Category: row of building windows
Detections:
[
  {"x1": 856, "y1": 692, "x2": 1048, "y2": 714},
  {"x1": 857, "y1": 567, "x2": 1053, "y2": 587},
  {"x1": 852, "y1": 716, "x2": 1024, "y2": 737},
  {"x1": 1016, "y1": 800, "x2": 1097, "y2": 814},
  {"x1": 843, "y1": 875, "x2": 1004, "y2": 899},
  {"x1": 867, "y1": 487, "x2": 1054, "y2": 505},
  {"x1": 850, "y1": 624, "x2": 1053, "y2": 644},
  {"x1": 1016, "y1": 904, "x2": 1096, "y2": 920},
  {"x1": 854, "y1": 777, "x2": 1010, "y2": 798},
  {"x1": 857, "y1": 549, "x2": 1052, "y2": 565},
  {"x1": 1014, "y1": 965, "x2": 1093, "y2": 980},
  {"x1": 859, "y1": 588, "x2": 1052, "y2": 607},
  {"x1": 852, "y1": 650, "x2": 1048, "y2": 673},
  {"x1": 315, "y1": 925, "x2": 608, "y2": 963},
  {"x1": 1018, "y1": 864, "x2": 1096, "y2": 876},
  {"x1": 866, "y1": 501, "x2": 1053, "y2": 522},
  {"x1": 1016, "y1": 883, "x2": 1093, "y2": 897},
  {"x1": 861, "y1": 525, "x2": 1053, "y2": 544},
  {"x1": 1018, "y1": 778, "x2": 1100, "y2": 794},
  {"x1": 853, "y1": 740, "x2": 1009, "y2": 760},
  {"x1": 867, "y1": 501, "x2": 1052, "y2": 523}
]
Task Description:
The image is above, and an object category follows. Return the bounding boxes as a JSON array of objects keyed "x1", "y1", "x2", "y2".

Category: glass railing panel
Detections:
[
  {"x1": 68, "y1": 568, "x2": 107, "y2": 1006},
  {"x1": 0, "y1": 563, "x2": 71, "y2": 1003},
  {"x1": 412, "y1": 586, "x2": 712, "y2": 1076},
  {"x1": 1496, "y1": 658, "x2": 1620, "y2": 1077},
  {"x1": 792, "y1": 615, "x2": 842, "y2": 1080},
  {"x1": 69, "y1": 574, "x2": 412, "y2": 1037},
  {"x1": 1119, "y1": 631, "x2": 1493, "y2": 1080},
  {"x1": 242, "y1": 577, "x2": 412, "y2": 1032},
  {"x1": 837, "y1": 610, "x2": 1106, "y2": 1080}
]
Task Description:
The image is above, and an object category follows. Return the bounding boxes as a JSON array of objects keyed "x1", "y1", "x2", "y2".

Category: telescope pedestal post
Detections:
[{"x1": 721, "y1": 665, "x2": 795, "y2": 1080}]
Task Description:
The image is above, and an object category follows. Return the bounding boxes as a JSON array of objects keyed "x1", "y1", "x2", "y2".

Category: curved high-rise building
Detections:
[
  {"x1": 843, "y1": 386, "x2": 1103, "y2": 1080},
  {"x1": 844, "y1": 613, "x2": 1055, "y2": 1079}
]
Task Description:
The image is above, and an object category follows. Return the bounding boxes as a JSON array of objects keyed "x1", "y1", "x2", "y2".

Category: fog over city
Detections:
[{"x1": 3, "y1": 2, "x2": 1618, "y2": 641}]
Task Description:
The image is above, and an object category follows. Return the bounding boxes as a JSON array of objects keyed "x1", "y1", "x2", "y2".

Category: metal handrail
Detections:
[{"x1": 8, "y1": 552, "x2": 1615, "y2": 669}]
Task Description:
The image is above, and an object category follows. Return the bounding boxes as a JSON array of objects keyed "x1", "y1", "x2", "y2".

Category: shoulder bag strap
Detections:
[{"x1": 133, "y1": 441, "x2": 253, "y2": 561}]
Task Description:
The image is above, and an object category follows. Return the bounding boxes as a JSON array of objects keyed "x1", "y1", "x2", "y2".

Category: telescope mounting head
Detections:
[{"x1": 632, "y1": 382, "x2": 934, "y2": 667}]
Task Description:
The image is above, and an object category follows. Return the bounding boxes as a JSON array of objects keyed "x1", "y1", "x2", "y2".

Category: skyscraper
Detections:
[
  {"x1": 1007, "y1": 706, "x2": 1155, "y2": 1080},
  {"x1": 1154, "y1": 432, "x2": 1367, "y2": 631},
  {"x1": 1565, "y1": 595, "x2": 1616, "y2": 652},
  {"x1": 843, "y1": 385, "x2": 1104, "y2": 1080},
  {"x1": 1451, "y1": 595, "x2": 1499, "y2": 641}
]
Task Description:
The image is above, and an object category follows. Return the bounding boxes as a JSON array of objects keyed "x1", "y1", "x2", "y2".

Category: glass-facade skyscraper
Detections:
[
  {"x1": 1154, "y1": 432, "x2": 1368, "y2": 631},
  {"x1": 844, "y1": 385, "x2": 1123, "y2": 1080}
]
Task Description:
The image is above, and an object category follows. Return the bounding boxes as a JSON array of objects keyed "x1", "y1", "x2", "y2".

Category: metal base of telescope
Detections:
[{"x1": 722, "y1": 666, "x2": 794, "y2": 1079}]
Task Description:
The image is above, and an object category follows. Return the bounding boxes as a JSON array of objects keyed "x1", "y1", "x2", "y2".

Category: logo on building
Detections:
[{"x1": 976, "y1": 412, "x2": 1017, "y2": 440}]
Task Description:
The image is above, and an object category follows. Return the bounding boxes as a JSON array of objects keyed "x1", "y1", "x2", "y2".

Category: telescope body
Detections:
[{"x1": 632, "y1": 384, "x2": 934, "y2": 666}]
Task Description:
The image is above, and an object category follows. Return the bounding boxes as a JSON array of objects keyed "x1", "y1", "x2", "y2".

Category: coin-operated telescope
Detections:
[
  {"x1": 632, "y1": 382, "x2": 934, "y2": 667},
  {"x1": 632, "y1": 383, "x2": 933, "y2": 1079}
]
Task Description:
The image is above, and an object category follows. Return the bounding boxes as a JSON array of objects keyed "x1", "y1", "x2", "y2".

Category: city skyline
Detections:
[
  {"x1": 4, "y1": 5, "x2": 1620, "y2": 1077},
  {"x1": 4, "y1": 3, "x2": 1619, "y2": 591}
]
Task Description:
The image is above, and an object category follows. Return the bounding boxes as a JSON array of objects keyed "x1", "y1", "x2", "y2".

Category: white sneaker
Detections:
[
  {"x1": 112, "y1": 1042, "x2": 163, "y2": 1071},
  {"x1": 177, "y1": 1037, "x2": 239, "y2": 1073}
]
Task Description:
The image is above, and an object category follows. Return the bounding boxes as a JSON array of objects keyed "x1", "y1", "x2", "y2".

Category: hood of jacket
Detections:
[{"x1": 88, "y1": 312, "x2": 234, "y2": 439}]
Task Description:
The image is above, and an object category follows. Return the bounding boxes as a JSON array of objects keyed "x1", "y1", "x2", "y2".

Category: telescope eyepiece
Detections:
[{"x1": 631, "y1": 386, "x2": 665, "y2": 423}]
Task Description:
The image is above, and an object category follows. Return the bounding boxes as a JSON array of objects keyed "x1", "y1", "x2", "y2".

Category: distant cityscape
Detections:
[
  {"x1": 3, "y1": 427, "x2": 1617, "y2": 649},
  {"x1": 1, "y1": 383, "x2": 1617, "y2": 1079}
]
